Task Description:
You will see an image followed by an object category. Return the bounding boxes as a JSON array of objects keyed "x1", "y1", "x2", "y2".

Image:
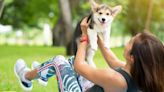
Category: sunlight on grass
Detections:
[{"x1": 0, "y1": 46, "x2": 124, "y2": 91}]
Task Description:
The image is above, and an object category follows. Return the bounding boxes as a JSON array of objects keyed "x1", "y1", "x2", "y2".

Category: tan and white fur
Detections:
[{"x1": 86, "y1": 0, "x2": 122, "y2": 68}]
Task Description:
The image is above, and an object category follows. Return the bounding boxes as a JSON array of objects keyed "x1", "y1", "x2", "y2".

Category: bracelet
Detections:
[{"x1": 80, "y1": 35, "x2": 89, "y2": 43}]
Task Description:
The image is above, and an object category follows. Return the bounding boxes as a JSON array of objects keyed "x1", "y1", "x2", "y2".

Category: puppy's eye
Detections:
[
  {"x1": 99, "y1": 12, "x2": 102, "y2": 15},
  {"x1": 106, "y1": 13, "x2": 109, "y2": 15}
]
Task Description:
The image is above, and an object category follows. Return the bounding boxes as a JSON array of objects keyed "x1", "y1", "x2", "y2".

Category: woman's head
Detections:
[{"x1": 125, "y1": 32, "x2": 164, "y2": 92}]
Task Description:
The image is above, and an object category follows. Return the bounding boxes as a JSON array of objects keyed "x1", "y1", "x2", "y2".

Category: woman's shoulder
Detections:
[
  {"x1": 103, "y1": 68, "x2": 128, "y2": 91},
  {"x1": 115, "y1": 68, "x2": 140, "y2": 92}
]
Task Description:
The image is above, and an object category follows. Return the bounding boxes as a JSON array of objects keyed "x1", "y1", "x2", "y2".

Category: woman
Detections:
[{"x1": 14, "y1": 18, "x2": 164, "y2": 92}]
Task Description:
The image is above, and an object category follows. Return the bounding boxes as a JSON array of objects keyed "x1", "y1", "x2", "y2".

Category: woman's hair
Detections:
[{"x1": 130, "y1": 32, "x2": 164, "y2": 92}]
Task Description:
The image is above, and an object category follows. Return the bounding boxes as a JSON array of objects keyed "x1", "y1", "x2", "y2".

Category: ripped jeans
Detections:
[{"x1": 36, "y1": 55, "x2": 94, "y2": 92}]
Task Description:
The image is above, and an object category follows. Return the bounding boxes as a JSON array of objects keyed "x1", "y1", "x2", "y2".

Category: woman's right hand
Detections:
[{"x1": 80, "y1": 17, "x2": 90, "y2": 36}]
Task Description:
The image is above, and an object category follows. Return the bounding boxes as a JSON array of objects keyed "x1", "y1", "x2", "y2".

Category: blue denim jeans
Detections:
[{"x1": 36, "y1": 55, "x2": 82, "y2": 92}]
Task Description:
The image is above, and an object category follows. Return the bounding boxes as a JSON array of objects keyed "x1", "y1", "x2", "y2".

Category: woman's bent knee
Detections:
[
  {"x1": 55, "y1": 55, "x2": 65, "y2": 60},
  {"x1": 52, "y1": 55, "x2": 67, "y2": 66}
]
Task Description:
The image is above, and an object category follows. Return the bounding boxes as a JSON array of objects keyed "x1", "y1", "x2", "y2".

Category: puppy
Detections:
[{"x1": 87, "y1": 0, "x2": 122, "y2": 67}]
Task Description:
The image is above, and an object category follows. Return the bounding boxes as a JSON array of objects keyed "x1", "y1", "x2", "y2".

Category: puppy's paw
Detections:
[{"x1": 91, "y1": 43, "x2": 98, "y2": 51}]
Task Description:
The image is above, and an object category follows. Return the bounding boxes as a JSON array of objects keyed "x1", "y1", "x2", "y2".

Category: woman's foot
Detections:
[
  {"x1": 14, "y1": 59, "x2": 33, "y2": 91},
  {"x1": 31, "y1": 61, "x2": 48, "y2": 86}
]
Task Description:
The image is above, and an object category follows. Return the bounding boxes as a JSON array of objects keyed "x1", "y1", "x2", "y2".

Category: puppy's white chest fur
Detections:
[
  {"x1": 94, "y1": 24, "x2": 110, "y2": 33},
  {"x1": 86, "y1": 24, "x2": 111, "y2": 68},
  {"x1": 87, "y1": 24, "x2": 111, "y2": 51}
]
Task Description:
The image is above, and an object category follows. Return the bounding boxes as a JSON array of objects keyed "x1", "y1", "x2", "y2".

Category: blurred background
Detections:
[{"x1": 0, "y1": 0, "x2": 163, "y2": 91}]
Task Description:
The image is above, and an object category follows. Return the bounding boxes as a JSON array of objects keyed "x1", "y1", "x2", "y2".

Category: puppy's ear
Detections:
[
  {"x1": 112, "y1": 5, "x2": 122, "y2": 17},
  {"x1": 90, "y1": 0, "x2": 99, "y2": 12}
]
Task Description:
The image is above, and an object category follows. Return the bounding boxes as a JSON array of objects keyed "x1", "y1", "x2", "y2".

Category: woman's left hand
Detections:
[{"x1": 80, "y1": 17, "x2": 90, "y2": 36}]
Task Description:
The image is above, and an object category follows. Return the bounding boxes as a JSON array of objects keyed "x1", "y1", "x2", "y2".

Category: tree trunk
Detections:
[
  {"x1": 127, "y1": 0, "x2": 150, "y2": 35},
  {"x1": 70, "y1": 0, "x2": 80, "y2": 11},
  {"x1": 59, "y1": 0, "x2": 73, "y2": 46},
  {"x1": 52, "y1": 17, "x2": 65, "y2": 46},
  {"x1": 144, "y1": 0, "x2": 153, "y2": 32},
  {"x1": 70, "y1": 0, "x2": 83, "y2": 16},
  {"x1": 0, "y1": 0, "x2": 4, "y2": 18},
  {"x1": 52, "y1": 0, "x2": 73, "y2": 55}
]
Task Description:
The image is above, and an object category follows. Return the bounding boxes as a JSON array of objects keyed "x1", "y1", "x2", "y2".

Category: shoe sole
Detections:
[{"x1": 14, "y1": 64, "x2": 32, "y2": 91}]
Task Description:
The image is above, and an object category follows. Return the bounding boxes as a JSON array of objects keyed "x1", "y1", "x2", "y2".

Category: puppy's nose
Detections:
[{"x1": 102, "y1": 18, "x2": 105, "y2": 22}]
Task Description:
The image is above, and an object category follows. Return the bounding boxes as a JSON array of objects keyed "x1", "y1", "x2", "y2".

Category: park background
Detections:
[{"x1": 0, "y1": 0, "x2": 163, "y2": 91}]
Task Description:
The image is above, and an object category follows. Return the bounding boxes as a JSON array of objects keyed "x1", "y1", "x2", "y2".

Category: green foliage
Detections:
[
  {"x1": 126, "y1": 0, "x2": 164, "y2": 37},
  {"x1": 1, "y1": 0, "x2": 59, "y2": 28},
  {"x1": 4, "y1": 0, "x2": 13, "y2": 5},
  {"x1": 150, "y1": 0, "x2": 164, "y2": 41},
  {"x1": 1, "y1": 0, "x2": 164, "y2": 41}
]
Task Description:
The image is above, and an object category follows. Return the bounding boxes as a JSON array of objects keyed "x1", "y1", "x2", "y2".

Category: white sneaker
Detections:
[
  {"x1": 14, "y1": 59, "x2": 33, "y2": 91},
  {"x1": 31, "y1": 61, "x2": 48, "y2": 86}
]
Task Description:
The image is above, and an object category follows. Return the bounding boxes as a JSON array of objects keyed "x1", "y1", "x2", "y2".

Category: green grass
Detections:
[{"x1": 0, "y1": 46, "x2": 124, "y2": 92}]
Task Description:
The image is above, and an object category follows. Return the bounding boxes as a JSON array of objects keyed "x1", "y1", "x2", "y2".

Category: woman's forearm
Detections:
[
  {"x1": 74, "y1": 39, "x2": 88, "y2": 73},
  {"x1": 75, "y1": 42, "x2": 87, "y2": 63},
  {"x1": 74, "y1": 17, "x2": 91, "y2": 74},
  {"x1": 98, "y1": 37, "x2": 125, "y2": 68}
]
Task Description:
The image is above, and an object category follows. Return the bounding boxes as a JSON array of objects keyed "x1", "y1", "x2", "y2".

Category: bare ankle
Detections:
[{"x1": 25, "y1": 69, "x2": 38, "y2": 81}]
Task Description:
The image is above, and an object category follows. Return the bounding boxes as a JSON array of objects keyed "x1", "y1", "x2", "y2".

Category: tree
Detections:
[
  {"x1": 126, "y1": 0, "x2": 163, "y2": 36},
  {"x1": 0, "y1": 0, "x2": 4, "y2": 18},
  {"x1": 1, "y1": 0, "x2": 58, "y2": 28},
  {"x1": 52, "y1": 0, "x2": 73, "y2": 55},
  {"x1": 126, "y1": 0, "x2": 149, "y2": 35},
  {"x1": 144, "y1": 0, "x2": 153, "y2": 32},
  {"x1": 1, "y1": 0, "x2": 74, "y2": 55}
]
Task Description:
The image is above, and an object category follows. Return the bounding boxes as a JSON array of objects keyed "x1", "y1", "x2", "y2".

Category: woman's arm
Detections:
[
  {"x1": 98, "y1": 36, "x2": 126, "y2": 69},
  {"x1": 74, "y1": 18, "x2": 109, "y2": 87}
]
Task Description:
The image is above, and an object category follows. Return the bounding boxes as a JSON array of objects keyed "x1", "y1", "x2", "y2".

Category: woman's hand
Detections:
[{"x1": 80, "y1": 17, "x2": 90, "y2": 36}]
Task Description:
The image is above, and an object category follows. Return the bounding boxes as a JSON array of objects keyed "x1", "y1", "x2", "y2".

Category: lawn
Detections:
[{"x1": 0, "y1": 45, "x2": 124, "y2": 92}]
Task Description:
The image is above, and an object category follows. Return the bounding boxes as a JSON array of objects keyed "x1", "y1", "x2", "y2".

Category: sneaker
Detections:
[
  {"x1": 14, "y1": 59, "x2": 33, "y2": 91},
  {"x1": 31, "y1": 61, "x2": 48, "y2": 86}
]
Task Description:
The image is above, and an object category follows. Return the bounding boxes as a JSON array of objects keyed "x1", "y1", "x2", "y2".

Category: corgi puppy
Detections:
[{"x1": 87, "y1": 0, "x2": 122, "y2": 67}]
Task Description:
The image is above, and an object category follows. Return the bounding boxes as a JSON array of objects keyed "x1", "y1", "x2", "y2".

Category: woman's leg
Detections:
[
  {"x1": 25, "y1": 58, "x2": 56, "y2": 81},
  {"x1": 25, "y1": 56, "x2": 76, "y2": 81},
  {"x1": 14, "y1": 58, "x2": 57, "y2": 91},
  {"x1": 24, "y1": 55, "x2": 82, "y2": 92},
  {"x1": 50, "y1": 55, "x2": 82, "y2": 92},
  {"x1": 21, "y1": 56, "x2": 76, "y2": 84},
  {"x1": 15, "y1": 56, "x2": 90, "y2": 91}
]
